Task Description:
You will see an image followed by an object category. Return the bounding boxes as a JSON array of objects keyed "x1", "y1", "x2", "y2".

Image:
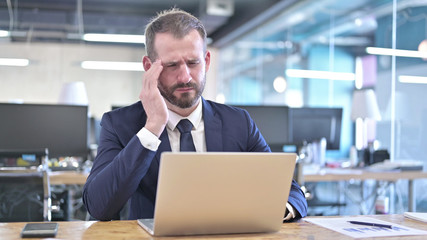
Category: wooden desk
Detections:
[
  {"x1": 49, "y1": 171, "x2": 88, "y2": 185},
  {"x1": 1, "y1": 214, "x2": 426, "y2": 239},
  {"x1": 303, "y1": 169, "x2": 427, "y2": 182},
  {"x1": 303, "y1": 169, "x2": 427, "y2": 213}
]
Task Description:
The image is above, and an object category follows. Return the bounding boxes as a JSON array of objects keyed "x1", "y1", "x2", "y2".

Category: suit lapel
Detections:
[{"x1": 202, "y1": 99, "x2": 223, "y2": 151}]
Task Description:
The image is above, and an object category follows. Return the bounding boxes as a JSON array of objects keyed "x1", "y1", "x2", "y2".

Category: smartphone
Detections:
[{"x1": 21, "y1": 223, "x2": 58, "y2": 238}]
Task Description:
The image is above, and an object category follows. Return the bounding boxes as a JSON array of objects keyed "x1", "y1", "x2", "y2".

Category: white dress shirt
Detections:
[{"x1": 165, "y1": 99, "x2": 206, "y2": 152}]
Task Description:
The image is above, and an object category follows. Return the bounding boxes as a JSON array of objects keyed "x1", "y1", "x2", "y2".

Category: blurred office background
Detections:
[{"x1": 1, "y1": 0, "x2": 427, "y2": 218}]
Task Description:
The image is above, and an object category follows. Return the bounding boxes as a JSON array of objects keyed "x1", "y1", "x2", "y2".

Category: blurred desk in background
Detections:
[
  {"x1": 48, "y1": 171, "x2": 89, "y2": 220},
  {"x1": 49, "y1": 171, "x2": 88, "y2": 185},
  {"x1": 304, "y1": 168, "x2": 427, "y2": 182},
  {"x1": 47, "y1": 169, "x2": 427, "y2": 216},
  {"x1": 303, "y1": 168, "x2": 427, "y2": 213}
]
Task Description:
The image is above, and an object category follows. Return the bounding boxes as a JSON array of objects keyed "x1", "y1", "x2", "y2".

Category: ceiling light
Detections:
[
  {"x1": 286, "y1": 69, "x2": 355, "y2": 81},
  {"x1": 0, "y1": 58, "x2": 29, "y2": 67},
  {"x1": 354, "y1": 57, "x2": 363, "y2": 89},
  {"x1": 0, "y1": 30, "x2": 9, "y2": 37},
  {"x1": 216, "y1": 93, "x2": 226, "y2": 104},
  {"x1": 354, "y1": 18, "x2": 363, "y2": 27},
  {"x1": 398, "y1": 75, "x2": 427, "y2": 84},
  {"x1": 81, "y1": 61, "x2": 144, "y2": 71},
  {"x1": 82, "y1": 33, "x2": 145, "y2": 44},
  {"x1": 273, "y1": 76, "x2": 287, "y2": 93},
  {"x1": 366, "y1": 47, "x2": 427, "y2": 58},
  {"x1": 418, "y1": 39, "x2": 427, "y2": 60}
]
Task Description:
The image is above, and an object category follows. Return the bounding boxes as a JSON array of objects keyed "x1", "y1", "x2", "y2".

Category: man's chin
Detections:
[
  {"x1": 176, "y1": 99, "x2": 198, "y2": 109},
  {"x1": 164, "y1": 95, "x2": 198, "y2": 109}
]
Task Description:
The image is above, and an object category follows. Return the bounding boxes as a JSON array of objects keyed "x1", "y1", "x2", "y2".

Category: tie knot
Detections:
[{"x1": 176, "y1": 119, "x2": 193, "y2": 134}]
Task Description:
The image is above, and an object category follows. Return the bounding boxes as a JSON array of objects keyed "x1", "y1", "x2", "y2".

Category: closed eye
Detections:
[
  {"x1": 187, "y1": 60, "x2": 200, "y2": 66},
  {"x1": 166, "y1": 63, "x2": 177, "y2": 67}
]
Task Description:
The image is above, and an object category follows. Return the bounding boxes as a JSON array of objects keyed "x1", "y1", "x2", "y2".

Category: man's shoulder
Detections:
[
  {"x1": 203, "y1": 99, "x2": 250, "y2": 122},
  {"x1": 110, "y1": 101, "x2": 142, "y2": 112},
  {"x1": 103, "y1": 101, "x2": 144, "y2": 120},
  {"x1": 203, "y1": 99, "x2": 247, "y2": 115}
]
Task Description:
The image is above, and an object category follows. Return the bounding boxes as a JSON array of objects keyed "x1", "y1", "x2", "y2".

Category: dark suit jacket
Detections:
[{"x1": 82, "y1": 98, "x2": 307, "y2": 220}]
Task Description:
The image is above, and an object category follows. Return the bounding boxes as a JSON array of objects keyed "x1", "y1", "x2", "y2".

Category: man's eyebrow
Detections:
[
  {"x1": 162, "y1": 58, "x2": 200, "y2": 65},
  {"x1": 162, "y1": 60, "x2": 178, "y2": 66}
]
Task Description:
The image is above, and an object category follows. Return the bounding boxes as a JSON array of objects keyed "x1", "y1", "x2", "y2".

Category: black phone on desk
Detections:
[{"x1": 21, "y1": 222, "x2": 58, "y2": 238}]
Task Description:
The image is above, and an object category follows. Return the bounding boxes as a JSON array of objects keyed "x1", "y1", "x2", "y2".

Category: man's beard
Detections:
[{"x1": 158, "y1": 77, "x2": 205, "y2": 109}]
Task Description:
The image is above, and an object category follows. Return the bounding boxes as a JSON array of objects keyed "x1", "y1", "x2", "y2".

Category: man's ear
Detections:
[
  {"x1": 142, "y1": 56, "x2": 152, "y2": 71},
  {"x1": 204, "y1": 50, "x2": 211, "y2": 72}
]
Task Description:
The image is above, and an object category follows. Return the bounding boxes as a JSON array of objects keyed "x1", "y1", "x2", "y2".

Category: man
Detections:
[{"x1": 82, "y1": 8, "x2": 307, "y2": 221}]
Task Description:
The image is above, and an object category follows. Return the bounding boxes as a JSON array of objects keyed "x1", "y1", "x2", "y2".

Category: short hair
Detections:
[{"x1": 144, "y1": 8, "x2": 207, "y2": 60}]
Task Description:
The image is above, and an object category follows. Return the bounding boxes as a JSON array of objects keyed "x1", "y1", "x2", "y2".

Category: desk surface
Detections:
[
  {"x1": 48, "y1": 168, "x2": 427, "y2": 185},
  {"x1": 304, "y1": 169, "x2": 427, "y2": 182},
  {"x1": 1, "y1": 215, "x2": 426, "y2": 240},
  {"x1": 49, "y1": 171, "x2": 88, "y2": 185}
]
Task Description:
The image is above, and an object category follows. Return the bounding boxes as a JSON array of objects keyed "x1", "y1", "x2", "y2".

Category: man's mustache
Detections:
[{"x1": 171, "y1": 82, "x2": 197, "y2": 92}]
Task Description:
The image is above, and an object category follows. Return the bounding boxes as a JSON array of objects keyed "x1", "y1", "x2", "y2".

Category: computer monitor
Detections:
[
  {"x1": 88, "y1": 117, "x2": 101, "y2": 146},
  {"x1": 111, "y1": 105, "x2": 125, "y2": 110},
  {"x1": 0, "y1": 103, "x2": 89, "y2": 158},
  {"x1": 288, "y1": 107, "x2": 342, "y2": 150},
  {"x1": 232, "y1": 105, "x2": 290, "y2": 152}
]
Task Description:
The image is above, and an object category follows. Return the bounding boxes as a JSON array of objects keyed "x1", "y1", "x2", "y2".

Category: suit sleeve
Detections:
[
  {"x1": 82, "y1": 113, "x2": 155, "y2": 221},
  {"x1": 287, "y1": 180, "x2": 308, "y2": 218}
]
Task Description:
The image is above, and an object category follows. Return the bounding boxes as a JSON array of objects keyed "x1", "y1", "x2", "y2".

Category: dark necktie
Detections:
[{"x1": 176, "y1": 119, "x2": 196, "y2": 151}]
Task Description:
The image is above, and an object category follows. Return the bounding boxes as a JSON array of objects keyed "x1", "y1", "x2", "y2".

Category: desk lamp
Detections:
[
  {"x1": 351, "y1": 89, "x2": 381, "y2": 165},
  {"x1": 57, "y1": 81, "x2": 90, "y2": 169},
  {"x1": 58, "y1": 81, "x2": 88, "y2": 106}
]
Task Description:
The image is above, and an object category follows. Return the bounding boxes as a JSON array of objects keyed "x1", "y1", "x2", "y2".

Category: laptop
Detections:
[{"x1": 137, "y1": 152, "x2": 297, "y2": 236}]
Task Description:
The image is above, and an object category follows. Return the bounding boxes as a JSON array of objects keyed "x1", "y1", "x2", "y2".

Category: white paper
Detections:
[
  {"x1": 404, "y1": 212, "x2": 427, "y2": 223},
  {"x1": 304, "y1": 216, "x2": 427, "y2": 238}
]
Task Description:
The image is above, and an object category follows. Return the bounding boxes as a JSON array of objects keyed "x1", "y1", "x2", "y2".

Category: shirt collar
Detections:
[{"x1": 167, "y1": 98, "x2": 203, "y2": 131}]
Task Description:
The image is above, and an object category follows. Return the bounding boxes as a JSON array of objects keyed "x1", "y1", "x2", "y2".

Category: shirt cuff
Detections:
[
  {"x1": 283, "y1": 202, "x2": 296, "y2": 221},
  {"x1": 136, "y1": 127, "x2": 161, "y2": 151}
]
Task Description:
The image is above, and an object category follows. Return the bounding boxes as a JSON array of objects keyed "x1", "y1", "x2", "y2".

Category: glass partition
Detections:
[{"x1": 216, "y1": 0, "x2": 427, "y2": 213}]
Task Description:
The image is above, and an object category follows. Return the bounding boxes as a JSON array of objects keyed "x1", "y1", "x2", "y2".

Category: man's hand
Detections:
[{"x1": 139, "y1": 59, "x2": 168, "y2": 137}]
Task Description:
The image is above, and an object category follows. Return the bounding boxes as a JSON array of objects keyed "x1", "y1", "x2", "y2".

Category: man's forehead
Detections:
[
  {"x1": 154, "y1": 30, "x2": 203, "y2": 48},
  {"x1": 152, "y1": 31, "x2": 205, "y2": 61}
]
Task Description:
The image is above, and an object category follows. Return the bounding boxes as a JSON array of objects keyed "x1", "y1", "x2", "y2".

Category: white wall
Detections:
[{"x1": 0, "y1": 42, "x2": 218, "y2": 119}]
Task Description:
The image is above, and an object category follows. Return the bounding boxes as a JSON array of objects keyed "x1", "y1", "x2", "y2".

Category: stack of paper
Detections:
[
  {"x1": 404, "y1": 212, "x2": 427, "y2": 223},
  {"x1": 304, "y1": 216, "x2": 427, "y2": 239}
]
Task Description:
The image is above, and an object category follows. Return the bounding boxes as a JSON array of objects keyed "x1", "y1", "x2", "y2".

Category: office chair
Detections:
[
  {"x1": 293, "y1": 145, "x2": 346, "y2": 216},
  {"x1": 0, "y1": 149, "x2": 52, "y2": 222}
]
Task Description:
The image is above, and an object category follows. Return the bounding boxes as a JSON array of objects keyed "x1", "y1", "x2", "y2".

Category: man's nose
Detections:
[{"x1": 177, "y1": 64, "x2": 191, "y2": 83}]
